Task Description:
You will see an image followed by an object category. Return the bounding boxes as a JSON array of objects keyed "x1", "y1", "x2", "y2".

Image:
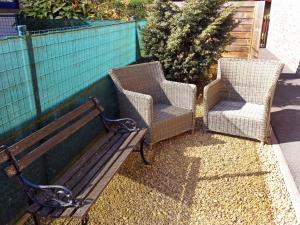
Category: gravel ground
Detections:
[{"x1": 49, "y1": 105, "x2": 298, "y2": 225}]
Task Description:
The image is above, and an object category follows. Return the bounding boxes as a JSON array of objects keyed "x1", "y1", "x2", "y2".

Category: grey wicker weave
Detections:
[
  {"x1": 109, "y1": 61, "x2": 197, "y2": 146},
  {"x1": 203, "y1": 58, "x2": 284, "y2": 142}
]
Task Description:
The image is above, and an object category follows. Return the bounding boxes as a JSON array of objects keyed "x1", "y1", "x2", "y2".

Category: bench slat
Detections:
[
  {"x1": 64, "y1": 135, "x2": 123, "y2": 188},
  {"x1": 55, "y1": 132, "x2": 115, "y2": 186},
  {"x1": 27, "y1": 131, "x2": 115, "y2": 214},
  {"x1": 0, "y1": 101, "x2": 95, "y2": 165},
  {"x1": 62, "y1": 131, "x2": 139, "y2": 218},
  {"x1": 42, "y1": 133, "x2": 124, "y2": 217},
  {"x1": 71, "y1": 129, "x2": 146, "y2": 218},
  {"x1": 50, "y1": 132, "x2": 136, "y2": 218},
  {"x1": 5, "y1": 109, "x2": 100, "y2": 177}
]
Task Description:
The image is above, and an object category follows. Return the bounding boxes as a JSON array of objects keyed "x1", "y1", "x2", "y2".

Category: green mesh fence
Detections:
[
  {"x1": 32, "y1": 21, "x2": 136, "y2": 112},
  {"x1": 18, "y1": 17, "x2": 122, "y2": 32},
  {"x1": 0, "y1": 36, "x2": 36, "y2": 138},
  {"x1": 0, "y1": 20, "x2": 146, "y2": 225}
]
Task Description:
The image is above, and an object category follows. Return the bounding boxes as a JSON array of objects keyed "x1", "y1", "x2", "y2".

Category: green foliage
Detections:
[
  {"x1": 142, "y1": 0, "x2": 236, "y2": 84},
  {"x1": 125, "y1": 0, "x2": 152, "y2": 19},
  {"x1": 21, "y1": 0, "x2": 91, "y2": 19},
  {"x1": 141, "y1": 0, "x2": 179, "y2": 59},
  {"x1": 20, "y1": 0, "x2": 151, "y2": 20}
]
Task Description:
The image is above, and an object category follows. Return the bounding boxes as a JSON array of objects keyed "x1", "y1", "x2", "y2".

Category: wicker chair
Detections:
[
  {"x1": 203, "y1": 58, "x2": 284, "y2": 142},
  {"x1": 109, "y1": 61, "x2": 197, "y2": 146}
]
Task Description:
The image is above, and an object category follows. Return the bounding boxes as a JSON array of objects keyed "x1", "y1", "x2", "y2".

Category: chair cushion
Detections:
[
  {"x1": 152, "y1": 104, "x2": 193, "y2": 142},
  {"x1": 208, "y1": 100, "x2": 265, "y2": 140},
  {"x1": 153, "y1": 104, "x2": 191, "y2": 122}
]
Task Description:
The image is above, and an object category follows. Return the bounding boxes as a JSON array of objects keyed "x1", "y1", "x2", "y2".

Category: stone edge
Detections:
[{"x1": 271, "y1": 128, "x2": 300, "y2": 223}]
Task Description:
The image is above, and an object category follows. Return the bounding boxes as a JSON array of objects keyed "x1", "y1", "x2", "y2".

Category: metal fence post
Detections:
[
  {"x1": 131, "y1": 17, "x2": 141, "y2": 61},
  {"x1": 17, "y1": 25, "x2": 42, "y2": 119},
  {"x1": 17, "y1": 24, "x2": 26, "y2": 36}
]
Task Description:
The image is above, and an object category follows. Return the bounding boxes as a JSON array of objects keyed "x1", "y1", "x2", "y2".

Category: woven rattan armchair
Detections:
[
  {"x1": 203, "y1": 58, "x2": 284, "y2": 142},
  {"x1": 109, "y1": 61, "x2": 197, "y2": 146}
]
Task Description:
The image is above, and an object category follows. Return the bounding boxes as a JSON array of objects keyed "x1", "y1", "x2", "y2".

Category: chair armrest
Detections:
[
  {"x1": 161, "y1": 80, "x2": 197, "y2": 111},
  {"x1": 262, "y1": 90, "x2": 276, "y2": 122},
  {"x1": 101, "y1": 116, "x2": 137, "y2": 133},
  {"x1": 118, "y1": 90, "x2": 153, "y2": 128},
  {"x1": 18, "y1": 174, "x2": 80, "y2": 208},
  {"x1": 203, "y1": 79, "x2": 224, "y2": 127},
  {"x1": 263, "y1": 92, "x2": 272, "y2": 108}
]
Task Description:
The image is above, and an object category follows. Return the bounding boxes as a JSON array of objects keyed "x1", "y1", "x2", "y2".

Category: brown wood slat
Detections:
[
  {"x1": 235, "y1": 18, "x2": 254, "y2": 25},
  {"x1": 36, "y1": 133, "x2": 124, "y2": 217},
  {"x1": 55, "y1": 133, "x2": 115, "y2": 185},
  {"x1": 65, "y1": 135, "x2": 124, "y2": 189},
  {"x1": 71, "y1": 129, "x2": 146, "y2": 218},
  {"x1": 5, "y1": 109, "x2": 100, "y2": 177},
  {"x1": 225, "y1": 45, "x2": 250, "y2": 52},
  {"x1": 27, "y1": 132, "x2": 115, "y2": 214},
  {"x1": 230, "y1": 1, "x2": 256, "y2": 7},
  {"x1": 223, "y1": 51, "x2": 249, "y2": 58},
  {"x1": 231, "y1": 38, "x2": 251, "y2": 46},
  {"x1": 235, "y1": 7, "x2": 255, "y2": 12},
  {"x1": 0, "y1": 101, "x2": 95, "y2": 165},
  {"x1": 53, "y1": 131, "x2": 138, "y2": 218},
  {"x1": 230, "y1": 32, "x2": 252, "y2": 39},
  {"x1": 233, "y1": 24, "x2": 252, "y2": 32},
  {"x1": 233, "y1": 12, "x2": 254, "y2": 19}
]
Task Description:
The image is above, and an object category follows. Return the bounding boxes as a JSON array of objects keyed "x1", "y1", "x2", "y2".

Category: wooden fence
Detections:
[{"x1": 223, "y1": 1, "x2": 265, "y2": 59}]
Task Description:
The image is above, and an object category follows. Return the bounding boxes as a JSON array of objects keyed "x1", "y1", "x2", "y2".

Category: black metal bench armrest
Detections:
[
  {"x1": 19, "y1": 175, "x2": 80, "y2": 208},
  {"x1": 101, "y1": 115, "x2": 137, "y2": 133}
]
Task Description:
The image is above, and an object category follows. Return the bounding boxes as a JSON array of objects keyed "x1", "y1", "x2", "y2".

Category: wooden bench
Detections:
[{"x1": 0, "y1": 97, "x2": 148, "y2": 225}]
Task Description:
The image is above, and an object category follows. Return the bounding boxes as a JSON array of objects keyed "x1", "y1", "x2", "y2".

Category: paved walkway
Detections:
[
  {"x1": 259, "y1": 48, "x2": 300, "y2": 190},
  {"x1": 272, "y1": 73, "x2": 300, "y2": 190},
  {"x1": 259, "y1": 48, "x2": 300, "y2": 219}
]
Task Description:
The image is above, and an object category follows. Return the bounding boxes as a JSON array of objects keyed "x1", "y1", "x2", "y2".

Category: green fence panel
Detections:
[
  {"x1": 0, "y1": 36, "x2": 37, "y2": 139},
  {"x1": 31, "y1": 21, "x2": 136, "y2": 112},
  {"x1": 0, "y1": 36, "x2": 44, "y2": 225}
]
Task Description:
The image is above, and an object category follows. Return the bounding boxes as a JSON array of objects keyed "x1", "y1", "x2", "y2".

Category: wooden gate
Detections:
[{"x1": 223, "y1": 1, "x2": 265, "y2": 59}]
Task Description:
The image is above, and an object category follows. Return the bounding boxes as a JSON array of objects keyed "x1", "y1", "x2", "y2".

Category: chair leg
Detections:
[
  {"x1": 264, "y1": 136, "x2": 271, "y2": 145},
  {"x1": 140, "y1": 138, "x2": 150, "y2": 165},
  {"x1": 81, "y1": 214, "x2": 89, "y2": 225},
  {"x1": 202, "y1": 124, "x2": 209, "y2": 134},
  {"x1": 32, "y1": 214, "x2": 41, "y2": 225}
]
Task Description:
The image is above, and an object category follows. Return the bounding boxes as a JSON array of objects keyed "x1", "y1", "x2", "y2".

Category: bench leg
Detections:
[
  {"x1": 81, "y1": 214, "x2": 89, "y2": 225},
  {"x1": 32, "y1": 214, "x2": 41, "y2": 225},
  {"x1": 140, "y1": 138, "x2": 149, "y2": 165}
]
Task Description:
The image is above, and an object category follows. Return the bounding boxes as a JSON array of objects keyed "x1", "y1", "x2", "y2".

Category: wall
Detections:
[{"x1": 267, "y1": 0, "x2": 300, "y2": 73}]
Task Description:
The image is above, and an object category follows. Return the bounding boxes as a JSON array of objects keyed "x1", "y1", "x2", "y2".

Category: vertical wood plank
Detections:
[
  {"x1": 250, "y1": 1, "x2": 265, "y2": 58},
  {"x1": 224, "y1": 1, "x2": 265, "y2": 59}
]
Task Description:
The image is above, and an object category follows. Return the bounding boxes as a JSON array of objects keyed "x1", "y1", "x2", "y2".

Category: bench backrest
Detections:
[{"x1": 0, "y1": 97, "x2": 104, "y2": 177}]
